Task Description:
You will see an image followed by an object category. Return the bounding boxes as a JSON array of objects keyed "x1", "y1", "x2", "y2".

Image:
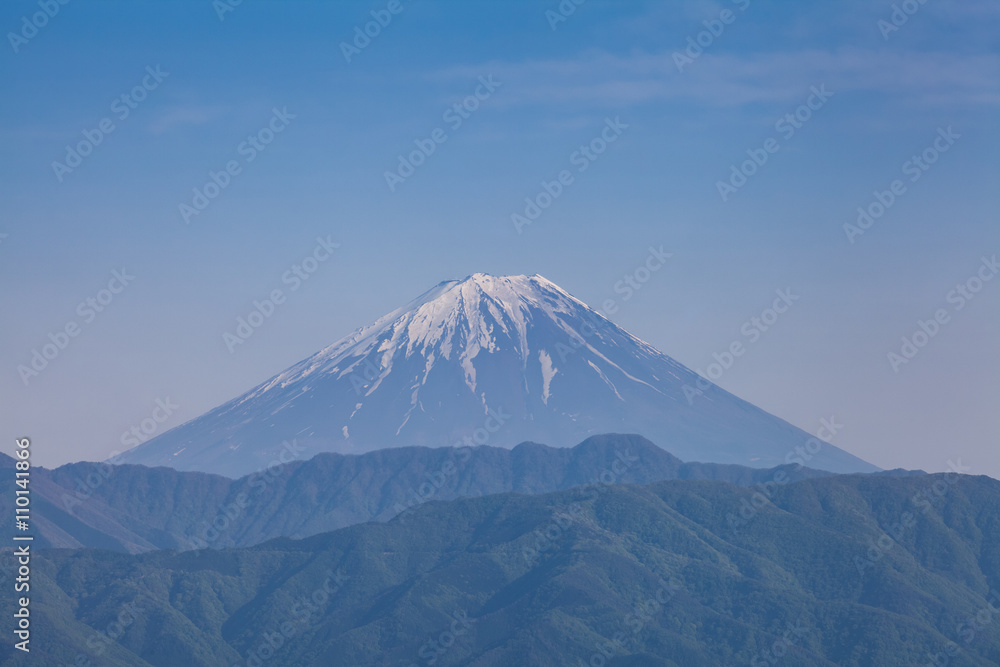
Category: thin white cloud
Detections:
[
  {"x1": 431, "y1": 48, "x2": 1000, "y2": 110},
  {"x1": 148, "y1": 104, "x2": 229, "y2": 134}
]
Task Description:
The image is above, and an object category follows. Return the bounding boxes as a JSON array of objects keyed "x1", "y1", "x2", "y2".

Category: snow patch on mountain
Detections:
[{"x1": 539, "y1": 349, "x2": 555, "y2": 404}]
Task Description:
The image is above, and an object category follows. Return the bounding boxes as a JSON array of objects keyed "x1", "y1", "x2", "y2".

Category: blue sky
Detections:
[{"x1": 1, "y1": 0, "x2": 997, "y2": 477}]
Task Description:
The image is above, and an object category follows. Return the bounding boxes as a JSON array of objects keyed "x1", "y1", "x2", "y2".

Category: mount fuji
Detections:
[{"x1": 118, "y1": 273, "x2": 877, "y2": 477}]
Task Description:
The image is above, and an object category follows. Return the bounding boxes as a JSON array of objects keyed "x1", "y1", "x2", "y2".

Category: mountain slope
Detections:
[
  {"x1": 117, "y1": 274, "x2": 876, "y2": 477},
  {"x1": 2, "y1": 436, "x2": 838, "y2": 553},
  {"x1": 3, "y1": 472, "x2": 998, "y2": 666}
]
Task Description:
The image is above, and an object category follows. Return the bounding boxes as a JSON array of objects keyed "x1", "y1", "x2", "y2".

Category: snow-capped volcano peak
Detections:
[
  {"x1": 119, "y1": 273, "x2": 877, "y2": 478},
  {"x1": 260, "y1": 272, "x2": 619, "y2": 400}
]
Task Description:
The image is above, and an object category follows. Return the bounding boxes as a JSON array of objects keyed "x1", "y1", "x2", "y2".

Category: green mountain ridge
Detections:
[
  {"x1": 1, "y1": 470, "x2": 996, "y2": 666},
  {"x1": 1, "y1": 435, "x2": 847, "y2": 553}
]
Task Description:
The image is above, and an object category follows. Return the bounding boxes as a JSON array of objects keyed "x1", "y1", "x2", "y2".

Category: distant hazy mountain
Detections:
[
  {"x1": 4, "y1": 472, "x2": 997, "y2": 666},
  {"x1": 1, "y1": 435, "x2": 839, "y2": 553},
  {"x1": 117, "y1": 273, "x2": 876, "y2": 476}
]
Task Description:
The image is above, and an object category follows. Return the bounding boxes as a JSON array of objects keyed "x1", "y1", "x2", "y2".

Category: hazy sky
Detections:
[{"x1": 2, "y1": 0, "x2": 997, "y2": 478}]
